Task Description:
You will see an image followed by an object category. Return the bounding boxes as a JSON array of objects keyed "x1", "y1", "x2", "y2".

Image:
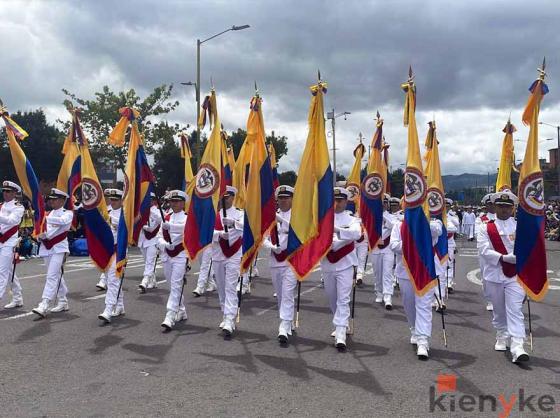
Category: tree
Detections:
[
  {"x1": 226, "y1": 128, "x2": 288, "y2": 162},
  {"x1": 61, "y1": 85, "x2": 180, "y2": 171},
  {"x1": 278, "y1": 170, "x2": 297, "y2": 186},
  {"x1": 0, "y1": 109, "x2": 65, "y2": 185}
]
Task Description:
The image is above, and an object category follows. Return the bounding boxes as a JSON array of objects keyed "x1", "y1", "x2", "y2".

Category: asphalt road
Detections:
[{"x1": 1, "y1": 238, "x2": 559, "y2": 417}]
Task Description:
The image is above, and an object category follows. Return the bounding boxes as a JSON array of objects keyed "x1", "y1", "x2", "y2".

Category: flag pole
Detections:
[
  {"x1": 436, "y1": 275, "x2": 448, "y2": 347},
  {"x1": 527, "y1": 298, "x2": 533, "y2": 352},
  {"x1": 348, "y1": 266, "x2": 357, "y2": 335},
  {"x1": 9, "y1": 239, "x2": 20, "y2": 285}
]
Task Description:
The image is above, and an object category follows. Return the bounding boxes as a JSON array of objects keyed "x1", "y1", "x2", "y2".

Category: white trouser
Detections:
[
  {"x1": 447, "y1": 246, "x2": 456, "y2": 285},
  {"x1": 141, "y1": 245, "x2": 158, "y2": 278},
  {"x1": 372, "y1": 251, "x2": 394, "y2": 297},
  {"x1": 196, "y1": 247, "x2": 215, "y2": 289},
  {"x1": 0, "y1": 249, "x2": 22, "y2": 302},
  {"x1": 213, "y1": 256, "x2": 240, "y2": 320},
  {"x1": 485, "y1": 280, "x2": 526, "y2": 339},
  {"x1": 164, "y1": 256, "x2": 187, "y2": 313},
  {"x1": 323, "y1": 266, "x2": 354, "y2": 328},
  {"x1": 270, "y1": 265, "x2": 297, "y2": 321},
  {"x1": 104, "y1": 258, "x2": 123, "y2": 309},
  {"x1": 463, "y1": 224, "x2": 474, "y2": 239},
  {"x1": 400, "y1": 276, "x2": 433, "y2": 344},
  {"x1": 98, "y1": 272, "x2": 107, "y2": 287},
  {"x1": 355, "y1": 242, "x2": 369, "y2": 277},
  {"x1": 41, "y1": 253, "x2": 67, "y2": 303}
]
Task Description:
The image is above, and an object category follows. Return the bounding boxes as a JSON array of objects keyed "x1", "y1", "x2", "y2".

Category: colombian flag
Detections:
[
  {"x1": 184, "y1": 90, "x2": 226, "y2": 261},
  {"x1": 346, "y1": 142, "x2": 365, "y2": 215},
  {"x1": 2, "y1": 112, "x2": 45, "y2": 237},
  {"x1": 514, "y1": 64, "x2": 549, "y2": 301},
  {"x1": 360, "y1": 113, "x2": 386, "y2": 250},
  {"x1": 233, "y1": 133, "x2": 251, "y2": 209},
  {"x1": 240, "y1": 95, "x2": 275, "y2": 273},
  {"x1": 108, "y1": 108, "x2": 155, "y2": 276},
  {"x1": 287, "y1": 79, "x2": 334, "y2": 280},
  {"x1": 57, "y1": 113, "x2": 83, "y2": 210},
  {"x1": 76, "y1": 110, "x2": 115, "y2": 271},
  {"x1": 424, "y1": 121, "x2": 448, "y2": 263},
  {"x1": 221, "y1": 131, "x2": 233, "y2": 189},
  {"x1": 180, "y1": 132, "x2": 195, "y2": 210},
  {"x1": 401, "y1": 70, "x2": 437, "y2": 296},
  {"x1": 496, "y1": 120, "x2": 516, "y2": 192}
]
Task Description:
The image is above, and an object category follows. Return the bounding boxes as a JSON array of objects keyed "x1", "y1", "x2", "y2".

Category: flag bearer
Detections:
[
  {"x1": 372, "y1": 194, "x2": 396, "y2": 309},
  {"x1": 138, "y1": 193, "x2": 162, "y2": 292}
]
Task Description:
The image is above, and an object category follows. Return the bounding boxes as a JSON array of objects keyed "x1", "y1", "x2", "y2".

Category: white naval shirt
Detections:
[
  {"x1": 263, "y1": 208, "x2": 291, "y2": 269},
  {"x1": 212, "y1": 207, "x2": 244, "y2": 261},
  {"x1": 477, "y1": 217, "x2": 517, "y2": 284},
  {"x1": 0, "y1": 199, "x2": 24, "y2": 249},
  {"x1": 109, "y1": 207, "x2": 122, "y2": 241},
  {"x1": 447, "y1": 214, "x2": 460, "y2": 249},
  {"x1": 38, "y1": 208, "x2": 74, "y2": 256},
  {"x1": 320, "y1": 211, "x2": 362, "y2": 272},
  {"x1": 371, "y1": 211, "x2": 395, "y2": 254},
  {"x1": 158, "y1": 210, "x2": 187, "y2": 259},
  {"x1": 138, "y1": 204, "x2": 163, "y2": 248}
]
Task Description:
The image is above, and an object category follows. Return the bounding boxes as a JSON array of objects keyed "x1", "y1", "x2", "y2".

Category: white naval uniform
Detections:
[
  {"x1": 138, "y1": 205, "x2": 162, "y2": 283},
  {"x1": 446, "y1": 212, "x2": 460, "y2": 286},
  {"x1": 104, "y1": 207, "x2": 124, "y2": 310},
  {"x1": 477, "y1": 217, "x2": 526, "y2": 340},
  {"x1": 158, "y1": 211, "x2": 188, "y2": 315},
  {"x1": 0, "y1": 200, "x2": 24, "y2": 304},
  {"x1": 355, "y1": 227, "x2": 369, "y2": 281},
  {"x1": 38, "y1": 208, "x2": 74, "y2": 305},
  {"x1": 194, "y1": 246, "x2": 216, "y2": 291},
  {"x1": 391, "y1": 219, "x2": 442, "y2": 347},
  {"x1": 321, "y1": 211, "x2": 361, "y2": 328},
  {"x1": 97, "y1": 207, "x2": 112, "y2": 289},
  {"x1": 212, "y1": 207, "x2": 244, "y2": 322},
  {"x1": 462, "y1": 212, "x2": 476, "y2": 239},
  {"x1": 263, "y1": 208, "x2": 297, "y2": 322},
  {"x1": 371, "y1": 211, "x2": 396, "y2": 298},
  {"x1": 476, "y1": 212, "x2": 496, "y2": 304}
]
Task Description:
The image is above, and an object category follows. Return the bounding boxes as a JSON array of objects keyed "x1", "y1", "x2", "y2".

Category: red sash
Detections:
[
  {"x1": 486, "y1": 221, "x2": 516, "y2": 278},
  {"x1": 481, "y1": 215, "x2": 489, "y2": 223},
  {"x1": 326, "y1": 242, "x2": 355, "y2": 263},
  {"x1": 144, "y1": 224, "x2": 160, "y2": 240},
  {"x1": 166, "y1": 243, "x2": 185, "y2": 258},
  {"x1": 377, "y1": 236, "x2": 390, "y2": 249},
  {"x1": 0, "y1": 225, "x2": 19, "y2": 243},
  {"x1": 215, "y1": 213, "x2": 242, "y2": 258},
  {"x1": 273, "y1": 250, "x2": 289, "y2": 262},
  {"x1": 357, "y1": 234, "x2": 365, "y2": 243},
  {"x1": 447, "y1": 232, "x2": 454, "y2": 239},
  {"x1": 42, "y1": 231, "x2": 68, "y2": 250}
]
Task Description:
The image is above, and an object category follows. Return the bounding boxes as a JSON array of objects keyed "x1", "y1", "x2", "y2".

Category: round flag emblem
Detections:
[
  {"x1": 195, "y1": 163, "x2": 220, "y2": 198},
  {"x1": 81, "y1": 179, "x2": 102, "y2": 210},
  {"x1": 427, "y1": 188, "x2": 444, "y2": 215},
  {"x1": 347, "y1": 182, "x2": 360, "y2": 201},
  {"x1": 404, "y1": 167, "x2": 427, "y2": 207},
  {"x1": 362, "y1": 174, "x2": 383, "y2": 199},
  {"x1": 519, "y1": 172, "x2": 544, "y2": 215}
]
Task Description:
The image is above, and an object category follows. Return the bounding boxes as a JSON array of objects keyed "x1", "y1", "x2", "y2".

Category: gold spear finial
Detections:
[
  {"x1": 408, "y1": 65, "x2": 414, "y2": 83},
  {"x1": 538, "y1": 57, "x2": 546, "y2": 80},
  {"x1": 318, "y1": 69, "x2": 321, "y2": 82},
  {"x1": 254, "y1": 80, "x2": 259, "y2": 97},
  {"x1": 376, "y1": 110, "x2": 380, "y2": 120}
]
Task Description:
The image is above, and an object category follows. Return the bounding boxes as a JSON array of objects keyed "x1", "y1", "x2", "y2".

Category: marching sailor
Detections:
[
  {"x1": 390, "y1": 214, "x2": 442, "y2": 360},
  {"x1": 462, "y1": 207, "x2": 476, "y2": 241},
  {"x1": 158, "y1": 190, "x2": 188, "y2": 330},
  {"x1": 32, "y1": 188, "x2": 74, "y2": 317},
  {"x1": 262, "y1": 185, "x2": 297, "y2": 344},
  {"x1": 477, "y1": 191, "x2": 529, "y2": 363},
  {"x1": 138, "y1": 192, "x2": 162, "y2": 293},
  {"x1": 372, "y1": 193, "x2": 396, "y2": 309},
  {"x1": 0, "y1": 181, "x2": 25, "y2": 309},
  {"x1": 191, "y1": 246, "x2": 216, "y2": 296},
  {"x1": 477, "y1": 194, "x2": 496, "y2": 311},
  {"x1": 95, "y1": 188, "x2": 114, "y2": 291},
  {"x1": 321, "y1": 187, "x2": 362, "y2": 350},
  {"x1": 445, "y1": 198, "x2": 460, "y2": 292},
  {"x1": 212, "y1": 185, "x2": 244, "y2": 337},
  {"x1": 98, "y1": 189, "x2": 125, "y2": 323}
]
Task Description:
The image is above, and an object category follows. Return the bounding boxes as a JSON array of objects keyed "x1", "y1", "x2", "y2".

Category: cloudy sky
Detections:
[{"x1": 2, "y1": 0, "x2": 560, "y2": 176}]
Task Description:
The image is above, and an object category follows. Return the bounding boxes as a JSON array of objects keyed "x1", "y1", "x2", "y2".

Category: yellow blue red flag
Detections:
[
  {"x1": 514, "y1": 60, "x2": 549, "y2": 301},
  {"x1": 57, "y1": 113, "x2": 82, "y2": 211},
  {"x1": 400, "y1": 68, "x2": 437, "y2": 296},
  {"x1": 287, "y1": 78, "x2": 334, "y2": 280},
  {"x1": 184, "y1": 90, "x2": 227, "y2": 260},
  {"x1": 424, "y1": 121, "x2": 448, "y2": 263},
  {"x1": 360, "y1": 112, "x2": 386, "y2": 250},
  {"x1": 496, "y1": 120, "x2": 516, "y2": 192},
  {"x1": 240, "y1": 94, "x2": 275, "y2": 273},
  {"x1": 268, "y1": 142, "x2": 280, "y2": 189},
  {"x1": 346, "y1": 141, "x2": 365, "y2": 215},
  {"x1": 1, "y1": 108, "x2": 45, "y2": 236}
]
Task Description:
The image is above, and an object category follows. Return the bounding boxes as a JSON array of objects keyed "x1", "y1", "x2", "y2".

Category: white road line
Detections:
[
  {"x1": 17, "y1": 260, "x2": 147, "y2": 281},
  {"x1": 467, "y1": 268, "x2": 560, "y2": 290},
  {"x1": 2, "y1": 312, "x2": 34, "y2": 321},
  {"x1": 255, "y1": 283, "x2": 322, "y2": 317},
  {"x1": 82, "y1": 279, "x2": 169, "y2": 301}
]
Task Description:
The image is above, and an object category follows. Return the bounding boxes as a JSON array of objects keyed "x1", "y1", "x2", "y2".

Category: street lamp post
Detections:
[
  {"x1": 540, "y1": 121, "x2": 560, "y2": 195},
  {"x1": 195, "y1": 24, "x2": 250, "y2": 169},
  {"x1": 326, "y1": 109, "x2": 350, "y2": 186}
]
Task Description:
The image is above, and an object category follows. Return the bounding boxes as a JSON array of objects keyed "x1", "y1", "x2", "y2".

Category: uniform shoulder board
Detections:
[{"x1": 235, "y1": 207, "x2": 242, "y2": 211}]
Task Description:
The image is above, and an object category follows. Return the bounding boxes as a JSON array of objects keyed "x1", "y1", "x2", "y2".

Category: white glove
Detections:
[
  {"x1": 220, "y1": 231, "x2": 229, "y2": 240},
  {"x1": 142, "y1": 225, "x2": 150, "y2": 232},
  {"x1": 334, "y1": 225, "x2": 342, "y2": 233},
  {"x1": 271, "y1": 245, "x2": 283, "y2": 254},
  {"x1": 502, "y1": 253, "x2": 516, "y2": 264},
  {"x1": 275, "y1": 213, "x2": 284, "y2": 224},
  {"x1": 38, "y1": 233, "x2": 46, "y2": 241},
  {"x1": 222, "y1": 217, "x2": 234, "y2": 227},
  {"x1": 162, "y1": 222, "x2": 170, "y2": 230},
  {"x1": 165, "y1": 242, "x2": 175, "y2": 250}
]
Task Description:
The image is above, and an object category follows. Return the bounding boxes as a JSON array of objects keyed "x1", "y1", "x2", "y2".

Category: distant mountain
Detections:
[{"x1": 442, "y1": 173, "x2": 497, "y2": 191}]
